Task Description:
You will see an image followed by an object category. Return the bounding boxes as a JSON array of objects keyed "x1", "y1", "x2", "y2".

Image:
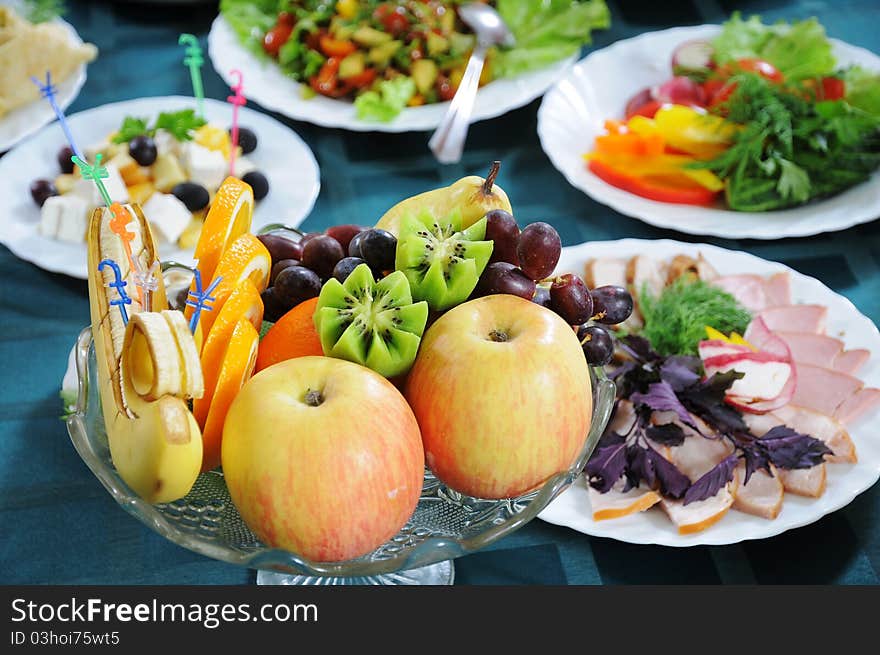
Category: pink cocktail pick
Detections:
[{"x1": 227, "y1": 69, "x2": 246, "y2": 177}]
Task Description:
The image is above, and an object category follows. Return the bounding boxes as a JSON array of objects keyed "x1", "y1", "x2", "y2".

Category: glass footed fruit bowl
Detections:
[{"x1": 66, "y1": 307, "x2": 615, "y2": 583}]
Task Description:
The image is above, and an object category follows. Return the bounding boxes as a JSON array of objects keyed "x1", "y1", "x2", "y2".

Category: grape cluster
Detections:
[
  {"x1": 258, "y1": 224, "x2": 396, "y2": 322},
  {"x1": 472, "y1": 210, "x2": 634, "y2": 367}
]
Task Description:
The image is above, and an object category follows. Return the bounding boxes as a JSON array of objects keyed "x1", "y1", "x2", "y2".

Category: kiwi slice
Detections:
[
  {"x1": 314, "y1": 263, "x2": 428, "y2": 378},
  {"x1": 395, "y1": 209, "x2": 493, "y2": 311}
]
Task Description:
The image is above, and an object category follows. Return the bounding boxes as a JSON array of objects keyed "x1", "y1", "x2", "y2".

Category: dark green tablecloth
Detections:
[{"x1": 2, "y1": 0, "x2": 879, "y2": 585}]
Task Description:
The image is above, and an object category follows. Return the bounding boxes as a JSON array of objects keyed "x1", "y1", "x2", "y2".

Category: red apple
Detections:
[
  {"x1": 221, "y1": 356, "x2": 424, "y2": 562},
  {"x1": 405, "y1": 294, "x2": 593, "y2": 499}
]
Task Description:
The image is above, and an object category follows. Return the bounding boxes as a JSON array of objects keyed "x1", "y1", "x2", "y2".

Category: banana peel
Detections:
[
  {"x1": 87, "y1": 203, "x2": 203, "y2": 503},
  {"x1": 376, "y1": 161, "x2": 512, "y2": 236}
]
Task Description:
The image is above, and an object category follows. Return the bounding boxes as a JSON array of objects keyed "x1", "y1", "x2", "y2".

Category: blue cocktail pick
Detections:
[
  {"x1": 185, "y1": 269, "x2": 222, "y2": 334},
  {"x1": 31, "y1": 71, "x2": 84, "y2": 161},
  {"x1": 98, "y1": 259, "x2": 132, "y2": 326}
]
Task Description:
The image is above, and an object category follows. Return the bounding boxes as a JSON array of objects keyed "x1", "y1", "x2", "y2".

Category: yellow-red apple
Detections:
[
  {"x1": 405, "y1": 294, "x2": 592, "y2": 499},
  {"x1": 222, "y1": 356, "x2": 424, "y2": 562}
]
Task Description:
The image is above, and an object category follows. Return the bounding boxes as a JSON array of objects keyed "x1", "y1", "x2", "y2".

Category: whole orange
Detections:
[{"x1": 255, "y1": 297, "x2": 324, "y2": 372}]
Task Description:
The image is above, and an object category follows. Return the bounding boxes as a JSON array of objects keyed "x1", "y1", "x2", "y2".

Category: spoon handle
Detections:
[{"x1": 428, "y1": 43, "x2": 488, "y2": 164}]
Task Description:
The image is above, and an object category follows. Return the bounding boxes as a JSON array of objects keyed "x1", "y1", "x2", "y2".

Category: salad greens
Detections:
[
  {"x1": 638, "y1": 278, "x2": 752, "y2": 356},
  {"x1": 111, "y1": 110, "x2": 207, "y2": 144},
  {"x1": 23, "y1": 0, "x2": 65, "y2": 23},
  {"x1": 355, "y1": 76, "x2": 416, "y2": 121},
  {"x1": 693, "y1": 73, "x2": 880, "y2": 211},
  {"x1": 843, "y1": 66, "x2": 880, "y2": 117},
  {"x1": 712, "y1": 12, "x2": 836, "y2": 81}
]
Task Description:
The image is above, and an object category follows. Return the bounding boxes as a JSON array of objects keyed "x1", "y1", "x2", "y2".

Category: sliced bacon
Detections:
[
  {"x1": 587, "y1": 480, "x2": 662, "y2": 521},
  {"x1": 733, "y1": 462, "x2": 783, "y2": 519},
  {"x1": 659, "y1": 484, "x2": 736, "y2": 534},
  {"x1": 834, "y1": 388, "x2": 880, "y2": 426},
  {"x1": 790, "y1": 362, "x2": 864, "y2": 418},
  {"x1": 832, "y1": 349, "x2": 870, "y2": 375},
  {"x1": 773, "y1": 404, "x2": 856, "y2": 463},
  {"x1": 758, "y1": 305, "x2": 828, "y2": 334}
]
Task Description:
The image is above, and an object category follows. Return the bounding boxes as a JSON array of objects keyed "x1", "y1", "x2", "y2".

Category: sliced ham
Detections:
[
  {"x1": 713, "y1": 274, "x2": 769, "y2": 312},
  {"x1": 773, "y1": 404, "x2": 856, "y2": 463},
  {"x1": 832, "y1": 349, "x2": 870, "y2": 375},
  {"x1": 834, "y1": 387, "x2": 880, "y2": 425},
  {"x1": 775, "y1": 331, "x2": 843, "y2": 369},
  {"x1": 587, "y1": 480, "x2": 662, "y2": 521},
  {"x1": 764, "y1": 272, "x2": 792, "y2": 307},
  {"x1": 659, "y1": 484, "x2": 736, "y2": 534},
  {"x1": 733, "y1": 463, "x2": 783, "y2": 519},
  {"x1": 758, "y1": 305, "x2": 827, "y2": 334},
  {"x1": 791, "y1": 362, "x2": 863, "y2": 418},
  {"x1": 778, "y1": 466, "x2": 827, "y2": 498}
]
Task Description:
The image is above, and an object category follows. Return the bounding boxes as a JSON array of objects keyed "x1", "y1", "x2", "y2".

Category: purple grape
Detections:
[
  {"x1": 326, "y1": 224, "x2": 367, "y2": 254},
  {"x1": 242, "y1": 171, "x2": 269, "y2": 201},
  {"x1": 333, "y1": 256, "x2": 366, "y2": 282},
  {"x1": 301, "y1": 234, "x2": 344, "y2": 280},
  {"x1": 348, "y1": 230, "x2": 367, "y2": 258},
  {"x1": 30, "y1": 179, "x2": 58, "y2": 207},
  {"x1": 484, "y1": 209, "x2": 520, "y2": 265},
  {"x1": 128, "y1": 135, "x2": 157, "y2": 166},
  {"x1": 274, "y1": 266, "x2": 322, "y2": 308},
  {"x1": 270, "y1": 258, "x2": 301, "y2": 285},
  {"x1": 532, "y1": 286, "x2": 551, "y2": 308},
  {"x1": 57, "y1": 146, "x2": 75, "y2": 174},
  {"x1": 578, "y1": 325, "x2": 614, "y2": 366},
  {"x1": 476, "y1": 262, "x2": 536, "y2": 300},
  {"x1": 590, "y1": 285, "x2": 634, "y2": 325},
  {"x1": 517, "y1": 222, "x2": 561, "y2": 281},
  {"x1": 550, "y1": 274, "x2": 593, "y2": 325},
  {"x1": 358, "y1": 229, "x2": 397, "y2": 274},
  {"x1": 260, "y1": 287, "x2": 287, "y2": 323},
  {"x1": 257, "y1": 233, "x2": 303, "y2": 264}
]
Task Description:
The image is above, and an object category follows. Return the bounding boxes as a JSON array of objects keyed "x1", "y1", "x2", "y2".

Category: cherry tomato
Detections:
[
  {"x1": 436, "y1": 74, "x2": 456, "y2": 101},
  {"x1": 263, "y1": 23, "x2": 293, "y2": 58},
  {"x1": 277, "y1": 11, "x2": 294, "y2": 27},
  {"x1": 341, "y1": 68, "x2": 378, "y2": 90},
  {"x1": 374, "y1": 3, "x2": 409, "y2": 37},
  {"x1": 319, "y1": 35, "x2": 357, "y2": 58},
  {"x1": 310, "y1": 58, "x2": 348, "y2": 98},
  {"x1": 588, "y1": 159, "x2": 719, "y2": 206},
  {"x1": 718, "y1": 58, "x2": 784, "y2": 83},
  {"x1": 625, "y1": 99, "x2": 664, "y2": 120},
  {"x1": 704, "y1": 79, "x2": 737, "y2": 107},
  {"x1": 820, "y1": 76, "x2": 846, "y2": 100}
]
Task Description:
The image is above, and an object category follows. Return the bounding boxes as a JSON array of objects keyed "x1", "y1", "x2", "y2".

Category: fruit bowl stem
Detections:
[{"x1": 256, "y1": 560, "x2": 455, "y2": 586}]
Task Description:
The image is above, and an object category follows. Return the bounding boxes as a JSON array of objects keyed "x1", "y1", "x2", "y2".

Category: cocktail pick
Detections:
[
  {"x1": 98, "y1": 259, "x2": 133, "y2": 326},
  {"x1": 31, "y1": 71, "x2": 84, "y2": 161},
  {"x1": 133, "y1": 259, "x2": 160, "y2": 313},
  {"x1": 179, "y1": 34, "x2": 206, "y2": 119},
  {"x1": 227, "y1": 69, "x2": 246, "y2": 177},
  {"x1": 185, "y1": 268, "x2": 223, "y2": 334},
  {"x1": 72, "y1": 153, "x2": 112, "y2": 207}
]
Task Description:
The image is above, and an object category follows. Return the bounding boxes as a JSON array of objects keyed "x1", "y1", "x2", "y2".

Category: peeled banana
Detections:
[
  {"x1": 87, "y1": 203, "x2": 203, "y2": 503},
  {"x1": 375, "y1": 161, "x2": 513, "y2": 236}
]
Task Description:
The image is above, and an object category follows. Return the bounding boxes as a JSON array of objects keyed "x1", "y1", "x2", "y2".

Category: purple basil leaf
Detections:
[
  {"x1": 608, "y1": 361, "x2": 637, "y2": 381},
  {"x1": 620, "y1": 335, "x2": 661, "y2": 363},
  {"x1": 645, "y1": 445, "x2": 690, "y2": 499},
  {"x1": 759, "y1": 426, "x2": 833, "y2": 469},
  {"x1": 683, "y1": 454, "x2": 738, "y2": 505},
  {"x1": 585, "y1": 434, "x2": 628, "y2": 493},
  {"x1": 660, "y1": 356, "x2": 702, "y2": 391},
  {"x1": 740, "y1": 445, "x2": 771, "y2": 485},
  {"x1": 645, "y1": 422, "x2": 687, "y2": 446},
  {"x1": 680, "y1": 372, "x2": 748, "y2": 434},
  {"x1": 631, "y1": 381, "x2": 698, "y2": 431},
  {"x1": 626, "y1": 444, "x2": 655, "y2": 489}
]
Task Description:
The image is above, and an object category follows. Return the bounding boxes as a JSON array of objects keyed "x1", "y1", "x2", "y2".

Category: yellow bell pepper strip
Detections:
[{"x1": 652, "y1": 105, "x2": 740, "y2": 159}]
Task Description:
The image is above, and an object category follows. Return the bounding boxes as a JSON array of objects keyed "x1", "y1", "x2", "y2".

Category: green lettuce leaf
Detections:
[
  {"x1": 354, "y1": 77, "x2": 416, "y2": 122},
  {"x1": 712, "y1": 13, "x2": 836, "y2": 80},
  {"x1": 220, "y1": 0, "x2": 279, "y2": 59},
  {"x1": 843, "y1": 66, "x2": 880, "y2": 117},
  {"x1": 494, "y1": 0, "x2": 611, "y2": 78}
]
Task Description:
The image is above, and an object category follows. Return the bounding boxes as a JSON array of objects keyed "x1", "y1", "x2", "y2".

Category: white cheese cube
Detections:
[
  {"x1": 39, "y1": 194, "x2": 90, "y2": 243},
  {"x1": 143, "y1": 193, "x2": 192, "y2": 244},
  {"x1": 180, "y1": 141, "x2": 227, "y2": 191},
  {"x1": 71, "y1": 163, "x2": 129, "y2": 205},
  {"x1": 153, "y1": 129, "x2": 181, "y2": 158},
  {"x1": 233, "y1": 155, "x2": 256, "y2": 178}
]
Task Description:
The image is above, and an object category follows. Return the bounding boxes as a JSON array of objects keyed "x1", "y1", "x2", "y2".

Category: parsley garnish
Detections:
[{"x1": 110, "y1": 110, "x2": 207, "y2": 144}]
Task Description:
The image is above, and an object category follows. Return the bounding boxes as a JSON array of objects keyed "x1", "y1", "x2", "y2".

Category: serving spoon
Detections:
[{"x1": 428, "y1": 3, "x2": 515, "y2": 164}]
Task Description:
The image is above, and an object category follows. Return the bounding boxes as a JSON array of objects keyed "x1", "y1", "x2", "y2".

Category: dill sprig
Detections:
[{"x1": 23, "y1": 0, "x2": 66, "y2": 23}]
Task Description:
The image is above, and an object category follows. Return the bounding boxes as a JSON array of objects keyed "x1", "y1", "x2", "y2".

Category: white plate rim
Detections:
[
  {"x1": 0, "y1": 16, "x2": 90, "y2": 152},
  {"x1": 537, "y1": 24, "x2": 880, "y2": 239},
  {"x1": 0, "y1": 94, "x2": 321, "y2": 278},
  {"x1": 538, "y1": 237, "x2": 880, "y2": 546},
  {"x1": 207, "y1": 13, "x2": 575, "y2": 133}
]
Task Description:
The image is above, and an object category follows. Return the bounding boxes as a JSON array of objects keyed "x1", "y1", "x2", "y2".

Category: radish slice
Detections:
[
  {"x1": 671, "y1": 40, "x2": 715, "y2": 75},
  {"x1": 624, "y1": 87, "x2": 655, "y2": 119},
  {"x1": 653, "y1": 76, "x2": 706, "y2": 107}
]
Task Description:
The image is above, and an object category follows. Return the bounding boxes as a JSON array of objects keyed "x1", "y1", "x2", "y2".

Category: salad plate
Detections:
[
  {"x1": 537, "y1": 25, "x2": 880, "y2": 239},
  {"x1": 208, "y1": 1, "x2": 599, "y2": 133},
  {"x1": 0, "y1": 95, "x2": 320, "y2": 279},
  {"x1": 0, "y1": 9, "x2": 92, "y2": 153},
  {"x1": 539, "y1": 238, "x2": 880, "y2": 546}
]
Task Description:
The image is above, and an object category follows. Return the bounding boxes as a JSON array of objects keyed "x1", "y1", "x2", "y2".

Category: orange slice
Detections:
[
  {"x1": 192, "y1": 176, "x2": 254, "y2": 283},
  {"x1": 200, "y1": 318, "x2": 259, "y2": 472},
  {"x1": 195, "y1": 233, "x2": 270, "y2": 338},
  {"x1": 256, "y1": 297, "x2": 324, "y2": 372},
  {"x1": 193, "y1": 279, "x2": 264, "y2": 427}
]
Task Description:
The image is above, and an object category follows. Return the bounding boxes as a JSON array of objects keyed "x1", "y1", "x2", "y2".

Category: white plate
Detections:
[
  {"x1": 537, "y1": 25, "x2": 880, "y2": 239},
  {"x1": 208, "y1": 14, "x2": 574, "y2": 133},
  {"x1": 0, "y1": 95, "x2": 320, "y2": 279},
  {"x1": 0, "y1": 16, "x2": 90, "y2": 153},
  {"x1": 538, "y1": 238, "x2": 880, "y2": 546}
]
